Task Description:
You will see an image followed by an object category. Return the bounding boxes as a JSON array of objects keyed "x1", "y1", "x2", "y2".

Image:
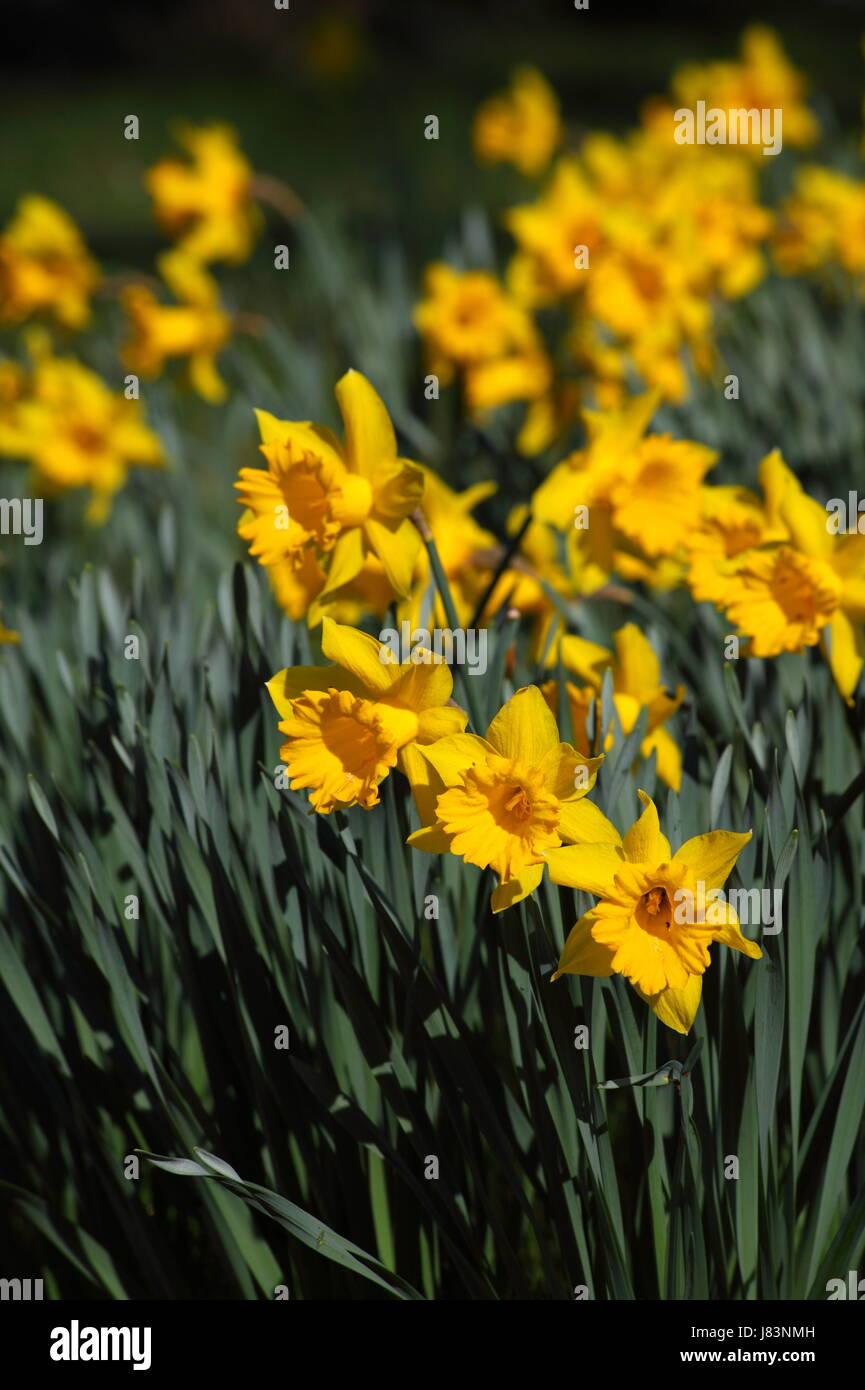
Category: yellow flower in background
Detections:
[
  {"x1": 506, "y1": 158, "x2": 606, "y2": 304},
  {"x1": 0, "y1": 610, "x2": 19, "y2": 644},
  {"x1": 774, "y1": 167, "x2": 865, "y2": 280},
  {"x1": 121, "y1": 250, "x2": 232, "y2": 403},
  {"x1": 714, "y1": 475, "x2": 865, "y2": 702},
  {"x1": 474, "y1": 67, "x2": 563, "y2": 178},
  {"x1": 671, "y1": 25, "x2": 819, "y2": 154},
  {"x1": 686, "y1": 449, "x2": 791, "y2": 605},
  {"x1": 547, "y1": 791, "x2": 760, "y2": 1033},
  {"x1": 146, "y1": 124, "x2": 260, "y2": 265},
  {"x1": 0, "y1": 334, "x2": 164, "y2": 522},
  {"x1": 236, "y1": 371, "x2": 424, "y2": 620},
  {"x1": 413, "y1": 263, "x2": 541, "y2": 381},
  {"x1": 0, "y1": 196, "x2": 100, "y2": 329},
  {"x1": 404, "y1": 684, "x2": 616, "y2": 913},
  {"x1": 542, "y1": 623, "x2": 685, "y2": 790},
  {"x1": 533, "y1": 390, "x2": 717, "y2": 577},
  {"x1": 267, "y1": 618, "x2": 467, "y2": 813}
]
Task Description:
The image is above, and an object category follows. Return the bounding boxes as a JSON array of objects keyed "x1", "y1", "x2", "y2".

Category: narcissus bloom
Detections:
[
  {"x1": 547, "y1": 791, "x2": 761, "y2": 1033},
  {"x1": 533, "y1": 391, "x2": 717, "y2": 579},
  {"x1": 685, "y1": 449, "x2": 790, "y2": 605},
  {"x1": 715, "y1": 473, "x2": 865, "y2": 702},
  {"x1": 542, "y1": 623, "x2": 685, "y2": 790},
  {"x1": 236, "y1": 371, "x2": 424, "y2": 619},
  {"x1": 0, "y1": 196, "x2": 100, "y2": 329},
  {"x1": 0, "y1": 333, "x2": 164, "y2": 521},
  {"x1": 145, "y1": 124, "x2": 260, "y2": 265},
  {"x1": 267, "y1": 618, "x2": 467, "y2": 813},
  {"x1": 404, "y1": 685, "x2": 617, "y2": 913},
  {"x1": 506, "y1": 159, "x2": 607, "y2": 304},
  {"x1": 774, "y1": 166, "x2": 865, "y2": 281},
  {"x1": 473, "y1": 67, "x2": 562, "y2": 178},
  {"x1": 121, "y1": 251, "x2": 231, "y2": 403},
  {"x1": 671, "y1": 25, "x2": 819, "y2": 154}
]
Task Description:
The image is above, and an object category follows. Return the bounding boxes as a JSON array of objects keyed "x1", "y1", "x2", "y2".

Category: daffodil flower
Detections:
[
  {"x1": 267, "y1": 618, "x2": 467, "y2": 814},
  {"x1": 0, "y1": 195, "x2": 100, "y2": 329},
  {"x1": 546, "y1": 791, "x2": 761, "y2": 1033},
  {"x1": 542, "y1": 622, "x2": 685, "y2": 790},
  {"x1": 237, "y1": 371, "x2": 425, "y2": 619},
  {"x1": 717, "y1": 470, "x2": 865, "y2": 702},
  {"x1": 404, "y1": 685, "x2": 616, "y2": 913}
]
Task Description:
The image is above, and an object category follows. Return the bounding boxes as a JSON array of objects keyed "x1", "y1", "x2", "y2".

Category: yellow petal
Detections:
[
  {"x1": 415, "y1": 705, "x2": 468, "y2": 742},
  {"x1": 780, "y1": 484, "x2": 833, "y2": 561},
  {"x1": 486, "y1": 685, "x2": 560, "y2": 763},
  {"x1": 672, "y1": 828, "x2": 752, "y2": 891},
  {"x1": 387, "y1": 656, "x2": 455, "y2": 712},
  {"x1": 641, "y1": 727, "x2": 682, "y2": 792},
  {"x1": 611, "y1": 623, "x2": 660, "y2": 700},
  {"x1": 552, "y1": 911, "x2": 615, "y2": 979},
  {"x1": 544, "y1": 842, "x2": 626, "y2": 895},
  {"x1": 556, "y1": 797, "x2": 622, "y2": 846},
  {"x1": 363, "y1": 516, "x2": 420, "y2": 597},
  {"x1": 491, "y1": 863, "x2": 544, "y2": 914},
  {"x1": 821, "y1": 609, "x2": 864, "y2": 705},
  {"x1": 709, "y1": 901, "x2": 763, "y2": 959},
  {"x1": 254, "y1": 408, "x2": 292, "y2": 446},
  {"x1": 266, "y1": 664, "x2": 356, "y2": 719},
  {"x1": 622, "y1": 790, "x2": 671, "y2": 864},
  {"x1": 636, "y1": 974, "x2": 702, "y2": 1034},
  {"x1": 335, "y1": 369, "x2": 397, "y2": 478},
  {"x1": 417, "y1": 732, "x2": 493, "y2": 786},
  {"x1": 319, "y1": 528, "x2": 366, "y2": 598},
  {"x1": 320, "y1": 617, "x2": 394, "y2": 692}
]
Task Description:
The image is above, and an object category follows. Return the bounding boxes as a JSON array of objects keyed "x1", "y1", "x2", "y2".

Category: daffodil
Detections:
[
  {"x1": 404, "y1": 685, "x2": 616, "y2": 913},
  {"x1": 547, "y1": 791, "x2": 761, "y2": 1033},
  {"x1": 532, "y1": 392, "x2": 717, "y2": 589},
  {"x1": 542, "y1": 623, "x2": 685, "y2": 790},
  {"x1": 0, "y1": 196, "x2": 100, "y2": 329},
  {"x1": 505, "y1": 159, "x2": 607, "y2": 305},
  {"x1": 0, "y1": 333, "x2": 164, "y2": 521},
  {"x1": 685, "y1": 449, "x2": 790, "y2": 605},
  {"x1": 236, "y1": 370, "x2": 424, "y2": 620},
  {"x1": 121, "y1": 250, "x2": 231, "y2": 403},
  {"x1": 413, "y1": 264, "x2": 541, "y2": 392},
  {"x1": 714, "y1": 475, "x2": 865, "y2": 702},
  {"x1": 145, "y1": 124, "x2": 260, "y2": 265},
  {"x1": 774, "y1": 167, "x2": 865, "y2": 281},
  {"x1": 473, "y1": 67, "x2": 562, "y2": 178},
  {"x1": 671, "y1": 25, "x2": 819, "y2": 155},
  {"x1": 267, "y1": 618, "x2": 467, "y2": 813}
]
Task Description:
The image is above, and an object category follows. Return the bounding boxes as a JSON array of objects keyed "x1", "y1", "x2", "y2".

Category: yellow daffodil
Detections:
[
  {"x1": 0, "y1": 334, "x2": 163, "y2": 521},
  {"x1": 121, "y1": 250, "x2": 231, "y2": 403},
  {"x1": 0, "y1": 196, "x2": 100, "y2": 329},
  {"x1": 404, "y1": 685, "x2": 617, "y2": 913},
  {"x1": 267, "y1": 617, "x2": 467, "y2": 813},
  {"x1": 533, "y1": 392, "x2": 717, "y2": 588},
  {"x1": 715, "y1": 475, "x2": 865, "y2": 702},
  {"x1": 671, "y1": 25, "x2": 819, "y2": 155},
  {"x1": 685, "y1": 449, "x2": 790, "y2": 605},
  {"x1": 505, "y1": 158, "x2": 606, "y2": 305},
  {"x1": 542, "y1": 623, "x2": 685, "y2": 790},
  {"x1": 473, "y1": 67, "x2": 562, "y2": 178},
  {"x1": 547, "y1": 791, "x2": 761, "y2": 1033},
  {"x1": 413, "y1": 264, "x2": 542, "y2": 395},
  {"x1": 236, "y1": 370, "x2": 424, "y2": 620},
  {"x1": 145, "y1": 124, "x2": 260, "y2": 265},
  {"x1": 774, "y1": 167, "x2": 865, "y2": 280}
]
